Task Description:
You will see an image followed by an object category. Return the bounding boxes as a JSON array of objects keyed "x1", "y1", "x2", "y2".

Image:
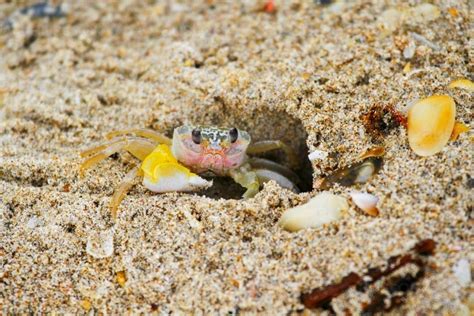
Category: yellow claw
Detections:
[
  {"x1": 140, "y1": 144, "x2": 212, "y2": 192},
  {"x1": 140, "y1": 144, "x2": 195, "y2": 181}
]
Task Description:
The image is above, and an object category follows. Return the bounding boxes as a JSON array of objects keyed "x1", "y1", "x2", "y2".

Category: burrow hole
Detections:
[{"x1": 178, "y1": 103, "x2": 313, "y2": 199}]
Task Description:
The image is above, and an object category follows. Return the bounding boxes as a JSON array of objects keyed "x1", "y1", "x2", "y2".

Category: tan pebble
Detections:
[
  {"x1": 278, "y1": 192, "x2": 348, "y2": 232},
  {"x1": 447, "y1": 7, "x2": 459, "y2": 17},
  {"x1": 116, "y1": 271, "x2": 127, "y2": 287},
  {"x1": 80, "y1": 299, "x2": 92, "y2": 311},
  {"x1": 448, "y1": 78, "x2": 474, "y2": 92},
  {"x1": 407, "y1": 95, "x2": 456, "y2": 156},
  {"x1": 302, "y1": 72, "x2": 311, "y2": 80},
  {"x1": 183, "y1": 59, "x2": 194, "y2": 67},
  {"x1": 403, "y1": 62, "x2": 412, "y2": 73}
]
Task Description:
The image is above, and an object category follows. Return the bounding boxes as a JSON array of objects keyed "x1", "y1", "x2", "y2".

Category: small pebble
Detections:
[{"x1": 452, "y1": 258, "x2": 471, "y2": 287}]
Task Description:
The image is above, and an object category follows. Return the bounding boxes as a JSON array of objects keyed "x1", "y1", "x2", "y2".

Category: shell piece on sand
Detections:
[
  {"x1": 141, "y1": 144, "x2": 212, "y2": 192},
  {"x1": 448, "y1": 78, "x2": 474, "y2": 92},
  {"x1": 407, "y1": 95, "x2": 456, "y2": 156},
  {"x1": 319, "y1": 157, "x2": 383, "y2": 189},
  {"x1": 278, "y1": 192, "x2": 348, "y2": 232},
  {"x1": 453, "y1": 258, "x2": 471, "y2": 287},
  {"x1": 450, "y1": 122, "x2": 469, "y2": 141},
  {"x1": 358, "y1": 147, "x2": 385, "y2": 160},
  {"x1": 350, "y1": 191, "x2": 379, "y2": 216},
  {"x1": 86, "y1": 229, "x2": 114, "y2": 259}
]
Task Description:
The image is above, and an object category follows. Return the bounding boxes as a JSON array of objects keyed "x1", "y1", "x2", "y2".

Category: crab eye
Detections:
[
  {"x1": 192, "y1": 129, "x2": 201, "y2": 144},
  {"x1": 229, "y1": 127, "x2": 238, "y2": 143}
]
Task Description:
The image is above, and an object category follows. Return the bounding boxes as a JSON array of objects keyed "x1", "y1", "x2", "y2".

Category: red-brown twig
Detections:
[{"x1": 300, "y1": 239, "x2": 436, "y2": 310}]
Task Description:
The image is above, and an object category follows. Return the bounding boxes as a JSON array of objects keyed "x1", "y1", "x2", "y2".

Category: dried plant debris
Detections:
[
  {"x1": 301, "y1": 239, "x2": 436, "y2": 311},
  {"x1": 361, "y1": 104, "x2": 407, "y2": 141},
  {"x1": 319, "y1": 157, "x2": 383, "y2": 190},
  {"x1": 361, "y1": 272, "x2": 425, "y2": 315}
]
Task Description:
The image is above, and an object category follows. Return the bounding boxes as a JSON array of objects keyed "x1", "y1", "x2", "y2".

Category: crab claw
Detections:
[{"x1": 141, "y1": 144, "x2": 212, "y2": 192}]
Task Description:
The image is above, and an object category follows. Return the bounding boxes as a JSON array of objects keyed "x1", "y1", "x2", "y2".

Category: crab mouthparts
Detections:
[{"x1": 201, "y1": 152, "x2": 226, "y2": 170}]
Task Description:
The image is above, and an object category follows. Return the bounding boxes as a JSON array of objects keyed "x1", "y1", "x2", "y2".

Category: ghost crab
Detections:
[{"x1": 80, "y1": 126, "x2": 302, "y2": 218}]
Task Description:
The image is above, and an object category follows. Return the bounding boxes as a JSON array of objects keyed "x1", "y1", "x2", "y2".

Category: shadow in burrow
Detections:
[{"x1": 174, "y1": 100, "x2": 314, "y2": 200}]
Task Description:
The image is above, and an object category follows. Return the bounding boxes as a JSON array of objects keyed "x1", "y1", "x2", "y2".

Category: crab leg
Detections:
[
  {"x1": 254, "y1": 169, "x2": 300, "y2": 193},
  {"x1": 248, "y1": 157, "x2": 301, "y2": 185},
  {"x1": 80, "y1": 138, "x2": 128, "y2": 158},
  {"x1": 79, "y1": 137, "x2": 156, "y2": 177},
  {"x1": 228, "y1": 163, "x2": 260, "y2": 199},
  {"x1": 105, "y1": 128, "x2": 171, "y2": 145},
  {"x1": 246, "y1": 140, "x2": 298, "y2": 168},
  {"x1": 110, "y1": 165, "x2": 142, "y2": 219}
]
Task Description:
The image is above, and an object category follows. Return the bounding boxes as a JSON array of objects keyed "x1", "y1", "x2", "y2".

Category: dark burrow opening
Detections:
[{"x1": 181, "y1": 106, "x2": 314, "y2": 199}]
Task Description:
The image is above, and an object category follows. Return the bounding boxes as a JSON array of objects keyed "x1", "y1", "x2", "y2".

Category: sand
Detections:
[{"x1": 0, "y1": 0, "x2": 472, "y2": 314}]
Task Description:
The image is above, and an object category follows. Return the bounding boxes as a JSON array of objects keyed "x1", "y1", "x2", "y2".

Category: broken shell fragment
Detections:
[
  {"x1": 448, "y1": 79, "x2": 474, "y2": 92},
  {"x1": 320, "y1": 157, "x2": 383, "y2": 189},
  {"x1": 358, "y1": 147, "x2": 385, "y2": 160},
  {"x1": 116, "y1": 271, "x2": 127, "y2": 287},
  {"x1": 450, "y1": 122, "x2": 469, "y2": 141},
  {"x1": 278, "y1": 192, "x2": 348, "y2": 232},
  {"x1": 141, "y1": 144, "x2": 212, "y2": 192},
  {"x1": 407, "y1": 95, "x2": 456, "y2": 156},
  {"x1": 350, "y1": 192, "x2": 379, "y2": 216},
  {"x1": 86, "y1": 229, "x2": 114, "y2": 259}
]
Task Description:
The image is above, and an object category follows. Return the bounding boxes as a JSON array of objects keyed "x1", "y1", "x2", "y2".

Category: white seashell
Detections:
[
  {"x1": 350, "y1": 192, "x2": 379, "y2": 216},
  {"x1": 308, "y1": 150, "x2": 328, "y2": 161},
  {"x1": 86, "y1": 229, "x2": 114, "y2": 259},
  {"x1": 278, "y1": 192, "x2": 348, "y2": 232},
  {"x1": 453, "y1": 258, "x2": 471, "y2": 287}
]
